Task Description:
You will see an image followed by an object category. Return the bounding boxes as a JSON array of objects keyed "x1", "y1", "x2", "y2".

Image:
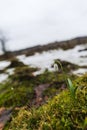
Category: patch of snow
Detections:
[
  {"x1": 17, "y1": 44, "x2": 87, "y2": 74},
  {"x1": 0, "y1": 61, "x2": 10, "y2": 70},
  {"x1": 6, "y1": 68, "x2": 14, "y2": 75},
  {"x1": 0, "y1": 74, "x2": 8, "y2": 83},
  {"x1": 73, "y1": 68, "x2": 87, "y2": 76}
]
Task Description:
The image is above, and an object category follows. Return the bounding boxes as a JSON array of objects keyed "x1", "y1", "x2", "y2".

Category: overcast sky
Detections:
[{"x1": 0, "y1": 0, "x2": 87, "y2": 50}]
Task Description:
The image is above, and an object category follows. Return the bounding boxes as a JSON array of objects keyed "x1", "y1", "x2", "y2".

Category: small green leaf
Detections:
[
  {"x1": 67, "y1": 78, "x2": 77, "y2": 99},
  {"x1": 83, "y1": 117, "x2": 87, "y2": 129}
]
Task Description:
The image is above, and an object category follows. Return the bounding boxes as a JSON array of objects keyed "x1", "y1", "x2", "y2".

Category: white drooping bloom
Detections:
[{"x1": 54, "y1": 63, "x2": 59, "y2": 71}]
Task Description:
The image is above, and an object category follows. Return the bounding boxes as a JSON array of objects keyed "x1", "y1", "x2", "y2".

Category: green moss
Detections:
[
  {"x1": 36, "y1": 70, "x2": 67, "y2": 84},
  {"x1": 0, "y1": 66, "x2": 38, "y2": 107},
  {"x1": 0, "y1": 67, "x2": 57, "y2": 108},
  {"x1": 7, "y1": 89, "x2": 87, "y2": 130},
  {"x1": 37, "y1": 70, "x2": 76, "y2": 99},
  {"x1": 0, "y1": 65, "x2": 76, "y2": 108},
  {"x1": 7, "y1": 58, "x2": 26, "y2": 68},
  {"x1": 0, "y1": 81, "x2": 35, "y2": 107},
  {"x1": 5, "y1": 73, "x2": 87, "y2": 130},
  {"x1": 10, "y1": 66, "x2": 37, "y2": 82},
  {"x1": 1, "y1": 60, "x2": 81, "y2": 130},
  {"x1": 74, "y1": 73, "x2": 87, "y2": 88},
  {"x1": 43, "y1": 87, "x2": 58, "y2": 97}
]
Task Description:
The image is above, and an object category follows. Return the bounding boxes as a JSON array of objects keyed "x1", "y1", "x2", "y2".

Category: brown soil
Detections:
[
  {"x1": 34, "y1": 84, "x2": 50, "y2": 106},
  {"x1": 27, "y1": 82, "x2": 66, "y2": 108},
  {"x1": 27, "y1": 84, "x2": 50, "y2": 108}
]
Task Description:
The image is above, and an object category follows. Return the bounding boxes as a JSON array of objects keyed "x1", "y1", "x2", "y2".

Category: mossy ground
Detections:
[
  {"x1": 0, "y1": 67, "x2": 72, "y2": 108},
  {"x1": 0, "y1": 58, "x2": 86, "y2": 130},
  {"x1": 0, "y1": 67, "x2": 36, "y2": 107},
  {"x1": 0, "y1": 58, "x2": 38, "y2": 107},
  {"x1": 4, "y1": 73, "x2": 87, "y2": 130}
]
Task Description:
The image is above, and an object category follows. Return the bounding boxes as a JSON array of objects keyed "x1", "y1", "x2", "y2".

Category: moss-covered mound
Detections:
[
  {"x1": 0, "y1": 62, "x2": 77, "y2": 107},
  {"x1": 54, "y1": 59, "x2": 79, "y2": 72},
  {"x1": 5, "y1": 73, "x2": 87, "y2": 130},
  {"x1": 7, "y1": 58, "x2": 26, "y2": 68},
  {"x1": 0, "y1": 66, "x2": 37, "y2": 107},
  {"x1": 0, "y1": 66, "x2": 68, "y2": 108}
]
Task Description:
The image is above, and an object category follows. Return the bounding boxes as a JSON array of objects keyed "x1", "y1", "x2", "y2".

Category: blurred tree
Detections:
[{"x1": 0, "y1": 30, "x2": 8, "y2": 53}]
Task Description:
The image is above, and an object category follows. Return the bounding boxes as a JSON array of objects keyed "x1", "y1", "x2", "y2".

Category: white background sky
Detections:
[{"x1": 0, "y1": 0, "x2": 87, "y2": 50}]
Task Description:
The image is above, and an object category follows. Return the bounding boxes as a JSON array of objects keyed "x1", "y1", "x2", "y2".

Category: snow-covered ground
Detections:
[
  {"x1": 0, "y1": 61, "x2": 10, "y2": 70},
  {"x1": 0, "y1": 44, "x2": 87, "y2": 82},
  {"x1": 17, "y1": 44, "x2": 87, "y2": 75}
]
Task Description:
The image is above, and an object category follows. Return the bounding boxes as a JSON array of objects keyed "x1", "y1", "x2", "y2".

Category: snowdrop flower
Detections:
[{"x1": 54, "y1": 63, "x2": 59, "y2": 71}]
